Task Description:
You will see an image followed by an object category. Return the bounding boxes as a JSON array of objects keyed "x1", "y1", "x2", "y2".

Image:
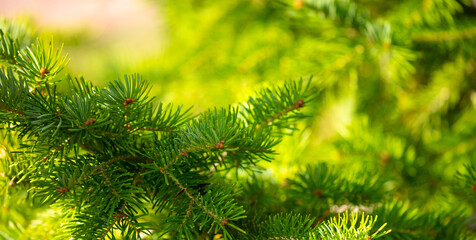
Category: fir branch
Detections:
[
  {"x1": 15, "y1": 38, "x2": 69, "y2": 84},
  {"x1": 0, "y1": 104, "x2": 26, "y2": 117},
  {"x1": 99, "y1": 220, "x2": 116, "y2": 240},
  {"x1": 372, "y1": 201, "x2": 470, "y2": 239},
  {"x1": 118, "y1": 215, "x2": 145, "y2": 237},
  {"x1": 66, "y1": 155, "x2": 148, "y2": 190},
  {"x1": 0, "y1": 67, "x2": 29, "y2": 119},
  {"x1": 2, "y1": 3, "x2": 476, "y2": 240},
  {"x1": 241, "y1": 77, "x2": 316, "y2": 132},
  {"x1": 179, "y1": 201, "x2": 194, "y2": 230},
  {"x1": 131, "y1": 168, "x2": 145, "y2": 186},
  {"x1": 456, "y1": 161, "x2": 476, "y2": 201},
  {"x1": 1, "y1": 19, "x2": 325, "y2": 239},
  {"x1": 140, "y1": 127, "x2": 175, "y2": 132},
  {"x1": 101, "y1": 171, "x2": 123, "y2": 200},
  {"x1": 163, "y1": 150, "x2": 186, "y2": 171},
  {"x1": 58, "y1": 155, "x2": 149, "y2": 198},
  {"x1": 41, "y1": 136, "x2": 73, "y2": 161},
  {"x1": 159, "y1": 169, "x2": 246, "y2": 239},
  {"x1": 315, "y1": 212, "x2": 390, "y2": 240},
  {"x1": 164, "y1": 170, "x2": 222, "y2": 223},
  {"x1": 262, "y1": 99, "x2": 305, "y2": 126},
  {"x1": 179, "y1": 107, "x2": 279, "y2": 166},
  {"x1": 235, "y1": 146, "x2": 274, "y2": 153},
  {"x1": 257, "y1": 213, "x2": 316, "y2": 239},
  {"x1": 0, "y1": 29, "x2": 20, "y2": 65},
  {"x1": 286, "y1": 163, "x2": 389, "y2": 213},
  {"x1": 0, "y1": 17, "x2": 35, "y2": 47}
]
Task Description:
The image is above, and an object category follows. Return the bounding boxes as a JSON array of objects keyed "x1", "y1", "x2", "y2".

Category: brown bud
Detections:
[
  {"x1": 221, "y1": 218, "x2": 228, "y2": 226},
  {"x1": 313, "y1": 189, "x2": 323, "y2": 195},
  {"x1": 85, "y1": 118, "x2": 96, "y2": 126},
  {"x1": 181, "y1": 151, "x2": 188, "y2": 157},
  {"x1": 114, "y1": 213, "x2": 127, "y2": 219},
  {"x1": 39, "y1": 67, "x2": 50, "y2": 77},
  {"x1": 160, "y1": 169, "x2": 165, "y2": 173},
  {"x1": 380, "y1": 151, "x2": 390, "y2": 165},
  {"x1": 123, "y1": 97, "x2": 135, "y2": 106},
  {"x1": 215, "y1": 140, "x2": 225, "y2": 149},
  {"x1": 57, "y1": 188, "x2": 68, "y2": 194},
  {"x1": 295, "y1": 99, "x2": 304, "y2": 108},
  {"x1": 235, "y1": 162, "x2": 240, "y2": 168},
  {"x1": 56, "y1": 110, "x2": 61, "y2": 115},
  {"x1": 123, "y1": 123, "x2": 131, "y2": 129},
  {"x1": 472, "y1": 184, "x2": 476, "y2": 193}
]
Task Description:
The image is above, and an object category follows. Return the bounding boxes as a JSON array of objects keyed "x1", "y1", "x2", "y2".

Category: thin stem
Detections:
[
  {"x1": 67, "y1": 155, "x2": 133, "y2": 189},
  {"x1": 262, "y1": 101, "x2": 302, "y2": 126},
  {"x1": 236, "y1": 146, "x2": 273, "y2": 153},
  {"x1": 122, "y1": 217, "x2": 143, "y2": 235},
  {"x1": 0, "y1": 103, "x2": 26, "y2": 117},
  {"x1": 0, "y1": 53, "x2": 18, "y2": 65},
  {"x1": 179, "y1": 201, "x2": 193, "y2": 229},
  {"x1": 101, "y1": 171, "x2": 122, "y2": 200},
  {"x1": 163, "y1": 152, "x2": 185, "y2": 170},
  {"x1": 140, "y1": 127, "x2": 175, "y2": 132},
  {"x1": 100, "y1": 220, "x2": 116, "y2": 240},
  {"x1": 164, "y1": 170, "x2": 222, "y2": 223},
  {"x1": 42, "y1": 136, "x2": 73, "y2": 161}
]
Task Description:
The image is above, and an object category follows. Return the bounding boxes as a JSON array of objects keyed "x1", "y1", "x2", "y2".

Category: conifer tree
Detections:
[
  {"x1": 0, "y1": 17, "x2": 389, "y2": 240},
  {"x1": 1, "y1": 0, "x2": 476, "y2": 239}
]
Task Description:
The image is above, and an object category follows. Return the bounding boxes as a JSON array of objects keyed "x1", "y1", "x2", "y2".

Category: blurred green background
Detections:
[{"x1": 1, "y1": 0, "x2": 476, "y2": 238}]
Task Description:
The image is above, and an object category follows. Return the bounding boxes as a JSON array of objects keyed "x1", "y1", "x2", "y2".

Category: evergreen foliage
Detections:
[{"x1": 1, "y1": 0, "x2": 476, "y2": 239}]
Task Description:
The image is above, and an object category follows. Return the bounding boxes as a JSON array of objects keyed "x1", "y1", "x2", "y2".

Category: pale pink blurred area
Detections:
[
  {"x1": 0, "y1": 0, "x2": 165, "y2": 83},
  {"x1": 0, "y1": 0, "x2": 159, "y2": 35}
]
